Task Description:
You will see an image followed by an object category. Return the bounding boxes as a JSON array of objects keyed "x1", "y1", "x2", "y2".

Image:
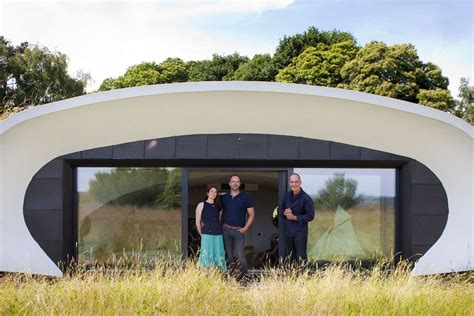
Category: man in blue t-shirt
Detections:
[
  {"x1": 221, "y1": 175, "x2": 255, "y2": 277},
  {"x1": 282, "y1": 173, "x2": 315, "y2": 262}
]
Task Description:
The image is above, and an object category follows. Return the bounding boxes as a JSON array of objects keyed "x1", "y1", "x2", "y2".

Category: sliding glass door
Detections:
[{"x1": 76, "y1": 167, "x2": 182, "y2": 263}]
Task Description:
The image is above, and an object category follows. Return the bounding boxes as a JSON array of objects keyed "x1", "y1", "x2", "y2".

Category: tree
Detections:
[
  {"x1": 417, "y1": 89, "x2": 453, "y2": 112},
  {"x1": 273, "y1": 27, "x2": 356, "y2": 69},
  {"x1": 155, "y1": 168, "x2": 182, "y2": 209},
  {"x1": 338, "y1": 41, "x2": 452, "y2": 105},
  {"x1": 452, "y1": 78, "x2": 473, "y2": 124},
  {"x1": 99, "y1": 58, "x2": 188, "y2": 91},
  {"x1": 88, "y1": 168, "x2": 169, "y2": 205},
  {"x1": 276, "y1": 40, "x2": 358, "y2": 87},
  {"x1": 187, "y1": 53, "x2": 249, "y2": 81},
  {"x1": 314, "y1": 173, "x2": 363, "y2": 210},
  {"x1": 1, "y1": 37, "x2": 86, "y2": 114},
  {"x1": 231, "y1": 54, "x2": 278, "y2": 81}
]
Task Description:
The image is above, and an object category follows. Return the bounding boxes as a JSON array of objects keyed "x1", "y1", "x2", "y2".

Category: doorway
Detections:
[{"x1": 184, "y1": 169, "x2": 287, "y2": 269}]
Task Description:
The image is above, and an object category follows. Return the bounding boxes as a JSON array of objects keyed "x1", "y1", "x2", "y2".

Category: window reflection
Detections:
[
  {"x1": 294, "y1": 168, "x2": 396, "y2": 261},
  {"x1": 77, "y1": 167, "x2": 182, "y2": 263}
]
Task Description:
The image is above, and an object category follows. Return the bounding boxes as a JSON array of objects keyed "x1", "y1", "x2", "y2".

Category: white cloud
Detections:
[{"x1": 1, "y1": 0, "x2": 293, "y2": 90}]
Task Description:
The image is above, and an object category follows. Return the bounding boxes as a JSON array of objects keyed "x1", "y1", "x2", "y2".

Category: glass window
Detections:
[
  {"x1": 294, "y1": 168, "x2": 396, "y2": 261},
  {"x1": 77, "y1": 167, "x2": 182, "y2": 263}
]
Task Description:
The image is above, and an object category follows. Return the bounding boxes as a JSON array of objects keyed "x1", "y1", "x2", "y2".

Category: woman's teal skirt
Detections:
[{"x1": 198, "y1": 234, "x2": 227, "y2": 272}]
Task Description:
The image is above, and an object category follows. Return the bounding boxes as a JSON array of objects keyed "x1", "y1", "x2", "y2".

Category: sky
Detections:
[{"x1": 1, "y1": 0, "x2": 472, "y2": 97}]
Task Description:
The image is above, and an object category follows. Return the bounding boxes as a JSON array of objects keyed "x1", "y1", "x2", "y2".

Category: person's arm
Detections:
[
  {"x1": 296, "y1": 196, "x2": 315, "y2": 225},
  {"x1": 238, "y1": 207, "x2": 255, "y2": 233},
  {"x1": 195, "y1": 202, "x2": 203, "y2": 236},
  {"x1": 282, "y1": 193, "x2": 297, "y2": 220}
]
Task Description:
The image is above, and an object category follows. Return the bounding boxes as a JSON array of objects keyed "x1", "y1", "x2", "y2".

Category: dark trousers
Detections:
[
  {"x1": 285, "y1": 233, "x2": 308, "y2": 262},
  {"x1": 223, "y1": 226, "x2": 248, "y2": 275}
]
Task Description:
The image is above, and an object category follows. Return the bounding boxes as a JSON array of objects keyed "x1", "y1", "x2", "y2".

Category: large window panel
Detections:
[
  {"x1": 294, "y1": 168, "x2": 396, "y2": 261},
  {"x1": 77, "y1": 167, "x2": 182, "y2": 263}
]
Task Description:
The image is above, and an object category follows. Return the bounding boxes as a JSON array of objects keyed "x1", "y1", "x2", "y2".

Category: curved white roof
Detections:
[{"x1": 1, "y1": 81, "x2": 472, "y2": 137}]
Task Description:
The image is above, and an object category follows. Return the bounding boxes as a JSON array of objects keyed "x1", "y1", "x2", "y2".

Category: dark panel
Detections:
[
  {"x1": 35, "y1": 159, "x2": 63, "y2": 178},
  {"x1": 113, "y1": 141, "x2": 144, "y2": 159},
  {"x1": 399, "y1": 163, "x2": 412, "y2": 257},
  {"x1": 238, "y1": 134, "x2": 269, "y2": 159},
  {"x1": 411, "y1": 184, "x2": 448, "y2": 215},
  {"x1": 361, "y1": 148, "x2": 391, "y2": 160},
  {"x1": 411, "y1": 244, "x2": 432, "y2": 257},
  {"x1": 24, "y1": 209, "x2": 62, "y2": 241},
  {"x1": 176, "y1": 135, "x2": 207, "y2": 159},
  {"x1": 208, "y1": 134, "x2": 238, "y2": 159},
  {"x1": 145, "y1": 137, "x2": 176, "y2": 159},
  {"x1": 24, "y1": 179, "x2": 63, "y2": 210},
  {"x1": 37, "y1": 241, "x2": 64, "y2": 265},
  {"x1": 269, "y1": 135, "x2": 298, "y2": 159},
  {"x1": 63, "y1": 163, "x2": 74, "y2": 262},
  {"x1": 409, "y1": 161, "x2": 440, "y2": 184},
  {"x1": 330, "y1": 142, "x2": 360, "y2": 160},
  {"x1": 299, "y1": 138, "x2": 330, "y2": 159},
  {"x1": 411, "y1": 215, "x2": 447, "y2": 245},
  {"x1": 81, "y1": 146, "x2": 113, "y2": 159},
  {"x1": 60, "y1": 152, "x2": 82, "y2": 159},
  {"x1": 390, "y1": 153, "x2": 409, "y2": 161}
]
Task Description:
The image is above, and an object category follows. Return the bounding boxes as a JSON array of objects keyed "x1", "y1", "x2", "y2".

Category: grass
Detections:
[
  {"x1": 78, "y1": 204, "x2": 181, "y2": 262},
  {"x1": 1, "y1": 258, "x2": 472, "y2": 315}
]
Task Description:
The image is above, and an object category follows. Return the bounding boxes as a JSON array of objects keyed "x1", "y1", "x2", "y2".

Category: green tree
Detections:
[
  {"x1": 1, "y1": 37, "x2": 86, "y2": 114},
  {"x1": 100, "y1": 62, "x2": 161, "y2": 90},
  {"x1": 338, "y1": 41, "x2": 451, "y2": 104},
  {"x1": 314, "y1": 173, "x2": 363, "y2": 210},
  {"x1": 452, "y1": 78, "x2": 473, "y2": 124},
  {"x1": 155, "y1": 168, "x2": 182, "y2": 209},
  {"x1": 187, "y1": 53, "x2": 249, "y2": 81},
  {"x1": 159, "y1": 57, "x2": 188, "y2": 83},
  {"x1": 273, "y1": 27, "x2": 356, "y2": 69},
  {"x1": 417, "y1": 89, "x2": 454, "y2": 112},
  {"x1": 99, "y1": 58, "x2": 188, "y2": 91},
  {"x1": 231, "y1": 54, "x2": 278, "y2": 81},
  {"x1": 88, "y1": 168, "x2": 169, "y2": 205},
  {"x1": 276, "y1": 40, "x2": 358, "y2": 87}
]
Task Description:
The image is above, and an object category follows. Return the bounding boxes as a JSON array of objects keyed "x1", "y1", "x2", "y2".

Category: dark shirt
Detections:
[
  {"x1": 281, "y1": 188, "x2": 315, "y2": 237},
  {"x1": 221, "y1": 191, "x2": 253, "y2": 227},
  {"x1": 200, "y1": 201, "x2": 223, "y2": 235}
]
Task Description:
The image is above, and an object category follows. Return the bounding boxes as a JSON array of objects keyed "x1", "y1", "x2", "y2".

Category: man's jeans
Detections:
[
  {"x1": 286, "y1": 233, "x2": 308, "y2": 262},
  {"x1": 223, "y1": 226, "x2": 248, "y2": 275}
]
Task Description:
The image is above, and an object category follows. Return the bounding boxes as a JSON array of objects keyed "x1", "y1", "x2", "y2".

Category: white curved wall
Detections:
[{"x1": 0, "y1": 82, "x2": 472, "y2": 276}]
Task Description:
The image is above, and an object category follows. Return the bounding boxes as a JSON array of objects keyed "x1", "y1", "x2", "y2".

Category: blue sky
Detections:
[{"x1": 1, "y1": 0, "x2": 472, "y2": 97}]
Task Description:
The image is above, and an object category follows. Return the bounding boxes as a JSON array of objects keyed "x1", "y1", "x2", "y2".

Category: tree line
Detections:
[{"x1": 1, "y1": 28, "x2": 472, "y2": 123}]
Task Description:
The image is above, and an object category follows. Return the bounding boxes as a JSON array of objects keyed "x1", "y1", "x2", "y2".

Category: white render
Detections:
[{"x1": 0, "y1": 81, "x2": 472, "y2": 276}]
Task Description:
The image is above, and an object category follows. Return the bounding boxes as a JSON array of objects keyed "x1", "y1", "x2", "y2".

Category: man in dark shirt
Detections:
[
  {"x1": 221, "y1": 175, "x2": 255, "y2": 277},
  {"x1": 282, "y1": 173, "x2": 315, "y2": 262}
]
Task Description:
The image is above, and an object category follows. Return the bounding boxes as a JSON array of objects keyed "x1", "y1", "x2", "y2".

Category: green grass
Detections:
[{"x1": 1, "y1": 259, "x2": 472, "y2": 315}]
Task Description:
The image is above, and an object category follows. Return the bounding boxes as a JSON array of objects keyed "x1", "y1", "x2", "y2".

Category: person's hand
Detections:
[
  {"x1": 286, "y1": 213, "x2": 297, "y2": 221},
  {"x1": 283, "y1": 208, "x2": 292, "y2": 217},
  {"x1": 237, "y1": 227, "x2": 248, "y2": 234}
]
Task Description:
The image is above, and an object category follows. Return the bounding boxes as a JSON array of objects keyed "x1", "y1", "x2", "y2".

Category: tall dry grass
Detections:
[{"x1": 0, "y1": 258, "x2": 472, "y2": 315}]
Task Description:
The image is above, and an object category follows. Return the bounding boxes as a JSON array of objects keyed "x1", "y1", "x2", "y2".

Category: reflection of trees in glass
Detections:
[
  {"x1": 86, "y1": 167, "x2": 182, "y2": 209},
  {"x1": 78, "y1": 167, "x2": 183, "y2": 262},
  {"x1": 314, "y1": 173, "x2": 363, "y2": 210},
  {"x1": 154, "y1": 168, "x2": 182, "y2": 209}
]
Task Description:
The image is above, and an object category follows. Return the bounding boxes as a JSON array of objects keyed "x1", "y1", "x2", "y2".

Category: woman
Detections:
[{"x1": 195, "y1": 187, "x2": 226, "y2": 272}]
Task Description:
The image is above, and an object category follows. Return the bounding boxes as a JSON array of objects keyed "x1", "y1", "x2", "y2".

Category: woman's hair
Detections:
[{"x1": 205, "y1": 186, "x2": 222, "y2": 210}]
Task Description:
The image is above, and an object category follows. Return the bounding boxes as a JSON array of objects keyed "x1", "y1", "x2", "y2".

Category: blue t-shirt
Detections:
[
  {"x1": 221, "y1": 192, "x2": 253, "y2": 227},
  {"x1": 200, "y1": 201, "x2": 223, "y2": 235}
]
